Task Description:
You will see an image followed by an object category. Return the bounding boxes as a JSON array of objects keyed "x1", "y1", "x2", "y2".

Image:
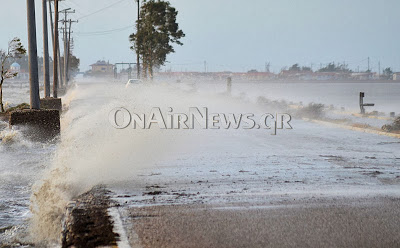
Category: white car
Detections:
[{"x1": 125, "y1": 79, "x2": 143, "y2": 87}]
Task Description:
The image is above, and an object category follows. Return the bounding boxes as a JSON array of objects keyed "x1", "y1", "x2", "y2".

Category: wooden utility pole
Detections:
[
  {"x1": 53, "y1": 0, "x2": 59, "y2": 98},
  {"x1": 66, "y1": 19, "x2": 77, "y2": 84},
  {"x1": 26, "y1": 0, "x2": 41, "y2": 109},
  {"x1": 67, "y1": 20, "x2": 72, "y2": 83},
  {"x1": 378, "y1": 61, "x2": 381, "y2": 78},
  {"x1": 367, "y1": 57, "x2": 370, "y2": 72},
  {"x1": 49, "y1": 0, "x2": 63, "y2": 88},
  {"x1": 63, "y1": 18, "x2": 67, "y2": 86},
  {"x1": 42, "y1": 0, "x2": 50, "y2": 98},
  {"x1": 60, "y1": 9, "x2": 75, "y2": 86},
  {"x1": 136, "y1": 0, "x2": 140, "y2": 79}
]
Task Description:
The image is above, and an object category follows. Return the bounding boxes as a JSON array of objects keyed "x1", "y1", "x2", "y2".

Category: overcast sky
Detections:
[{"x1": 1, "y1": 0, "x2": 399, "y2": 72}]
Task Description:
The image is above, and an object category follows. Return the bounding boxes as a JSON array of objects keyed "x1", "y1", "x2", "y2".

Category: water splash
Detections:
[{"x1": 28, "y1": 80, "x2": 264, "y2": 244}]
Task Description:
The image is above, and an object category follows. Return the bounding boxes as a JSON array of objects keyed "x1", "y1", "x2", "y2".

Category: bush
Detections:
[
  {"x1": 382, "y1": 117, "x2": 400, "y2": 132},
  {"x1": 5, "y1": 103, "x2": 30, "y2": 113},
  {"x1": 256, "y1": 96, "x2": 289, "y2": 111},
  {"x1": 296, "y1": 103, "x2": 325, "y2": 119}
]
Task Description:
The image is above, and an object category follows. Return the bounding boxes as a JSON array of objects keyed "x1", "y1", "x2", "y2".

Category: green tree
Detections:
[
  {"x1": 0, "y1": 38, "x2": 26, "y2": 112},
  {"x1": 382, "y1": 67, "x2": 393, "y2": 80},
  {"x1": 60, "y1": 54, "x2": 80, "y2": 78},
  {"x1": 289, "y1": 63, "x2": 301, "y2": 71},
  {"x1": 301, "y1": 66, "x2": 312, "y2": 72},
  {"x1": 129, "y1": 0, "x2": 185, "y2": 80},
  {"x1": 318, "y1": 62, "x2": 352, "y2": 73}
]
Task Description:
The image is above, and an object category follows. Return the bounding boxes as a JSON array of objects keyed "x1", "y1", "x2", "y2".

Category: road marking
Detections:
[{"x1": 108, "y1": 207, "x2": 135, "y2": 248}]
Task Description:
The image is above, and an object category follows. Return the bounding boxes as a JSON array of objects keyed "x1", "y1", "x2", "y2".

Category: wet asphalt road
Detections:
[{"x1": 128, "y1": 197, "x2": 400, "y2": 248}]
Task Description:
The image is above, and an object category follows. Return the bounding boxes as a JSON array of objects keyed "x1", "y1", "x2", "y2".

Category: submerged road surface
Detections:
[
  {"x1": 13, "y1": 81, "x2": 397, "y2": 247},
  {"x1": 111, "y1": 119, "x2": 400, "y2": 247}
]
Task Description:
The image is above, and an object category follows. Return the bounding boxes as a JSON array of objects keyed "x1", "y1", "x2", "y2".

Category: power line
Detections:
[
  {"x1": 77, "y1": 0, "x2": 129, "y2": 21},
  {"x1": 75, "y1": 25, "x2": 134, "y2": 36}
]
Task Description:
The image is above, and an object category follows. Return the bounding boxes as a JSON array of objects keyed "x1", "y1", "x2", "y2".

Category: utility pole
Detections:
[
  {"x1": 60, "y1": 8, "x2": 75, "y2": 86},
  {"x1": 26, "y1": 0, "x2": 40, "y2": 109},
  {"x1": 136, "y1": 0, "x2": 140, "y2": 79},
  {"x1": 367, "y1": 57, "x2": 370, "y2": 72},
  {"x1": 66, "y1": 19, "x2": 77, "y2": 84},
  {"x1": 42, "y1": 0, "x2": 50, "y2": 98},
  {"x1": 265, "y1": 62, "x2": 270, "y2": 73},
  {"x1": 378, "y1": 61, "x2": 381, "y2": 78},
  {"x1": 49, "y1": 0, "x2": 63, "y2": 89},
  {"x1": 63, "y1": 17, "x2": 67, "y2": 87},
  {"x1": 53, "y1": 0, "x2": 59, "y2": 98}
]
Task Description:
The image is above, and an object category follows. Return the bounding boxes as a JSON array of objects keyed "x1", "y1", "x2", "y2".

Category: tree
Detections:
[
  {"x1": 129, "y1": 0, "x2": 185, "y2": 80},
  {"x1": 60, "y1": 54, "x2": 80, "y2": 78},
  {"x1": 0, "y1": 38, "x2": 26, "y2": 112},
  {"x1": 318, "y1": 62, "x2": 352, "y2": 73},
  {"x1": 288, "y1": 64, "x2": 301, "y2": 72},
  {"x1": 382, "y1": 67, "x2": 393, "y2": 80}
]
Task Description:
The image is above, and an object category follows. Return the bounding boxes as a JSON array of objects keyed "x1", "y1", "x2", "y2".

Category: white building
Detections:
[
  {"x1": 9, "y1": 62, "x2": 28, "y2": 80},
  {"x1": 10, "y1": 62, "x2": 21, "y2": 73}
]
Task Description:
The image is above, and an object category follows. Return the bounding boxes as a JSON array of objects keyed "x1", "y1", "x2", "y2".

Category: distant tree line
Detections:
[
  {"x1": 285, "y1": 63, "x2": 352, "y2": 73},
  {"x1": 11, "y1": 54, "x2": 79, "y2": 78}
]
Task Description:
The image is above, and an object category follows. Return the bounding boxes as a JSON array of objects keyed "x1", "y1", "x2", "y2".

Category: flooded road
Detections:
[{"x1": 0, "y1": 80, "x2": 399, "y2": 246}]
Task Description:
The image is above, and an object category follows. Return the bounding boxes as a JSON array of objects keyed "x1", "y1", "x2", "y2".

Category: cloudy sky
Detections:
[{"x1": 1, "y1": 0, "x2": 399, "y2": 72}]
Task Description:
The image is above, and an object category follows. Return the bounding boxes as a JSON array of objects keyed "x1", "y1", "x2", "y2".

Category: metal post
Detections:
[
  {"x1": 360, "y1": 92, "x2": 365, "y2": 114},
  {"x1": 227, "y1": 77, "x2": 232, "y2": 94},
  {"x1": 53, "y1": 0, "x2": 59, "y2": 98},
  {"x1": 27, "y1": 0, "x2": 41, "y2": 109},
  {"x1": 42, "y1": 0, "x2": 51, "y2": 98},
  {"x1": 360, "y1": 92, "x2": 375, "y2": 115}
]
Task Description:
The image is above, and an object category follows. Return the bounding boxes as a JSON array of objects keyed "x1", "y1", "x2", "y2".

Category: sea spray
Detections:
[
  {"x1": 0, "y1": 127, "x2": 35, "y2": 149},
  {"x1": 29, "y1": 80, "x2": 269, "y2": 244},
  {"x1": 0, "y1": 129, "x2": 20, "y2": 145}
]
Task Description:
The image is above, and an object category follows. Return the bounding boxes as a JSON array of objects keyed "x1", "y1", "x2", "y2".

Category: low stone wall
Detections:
[
  {"x1": 0, "y1": 112, "x2": 9, "y2": 122},
  {"x1": 9, "y1": 109, "x2": 60, "y2": 141},
  {"x1": 62, "y1": 186, "x2": 119, "y2": 248},
  {"x1": 40, "y1": 98, "x2": 62, "y2": 112}
]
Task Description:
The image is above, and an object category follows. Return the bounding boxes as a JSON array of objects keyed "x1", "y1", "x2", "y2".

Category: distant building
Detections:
[
  {"x1": 350, "y1": 72, "x2": 374, "y2": 80},
  {"x1": 90, "y1": 60, "x2": 114, "y2": 74},
  {"x1": 280, "y1": 70, "x2": 314, "y2": 80},
  {"x1": 393, "y1": 72, "x2": 400, "y2": 81},
  {"x1": 10, "y1": 62, "x2": 21, "y2": 73},
  {"x1": 8, "y1": 62, "x2": 28, "y2": 80}
]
